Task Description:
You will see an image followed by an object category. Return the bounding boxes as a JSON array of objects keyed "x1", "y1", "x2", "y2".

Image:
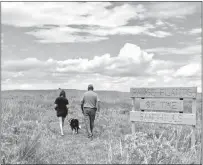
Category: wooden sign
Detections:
[
  {"x1": 130, "y1": 111, "x2": 196, "y2": 125},
  {"x1": 130, "y1": 87, "x2": 197, "y2": 98},
  {"x1": 130, "y1": 86, "x2": 197, "y2": 154},
  {"x1": 140, "y1": 99, "x2": 183, "y2": 112}
]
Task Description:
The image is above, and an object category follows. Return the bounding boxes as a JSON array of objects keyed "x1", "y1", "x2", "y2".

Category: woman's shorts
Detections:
[{"x1": 57, "y1": 110, "x2": 68, "y2": 118}]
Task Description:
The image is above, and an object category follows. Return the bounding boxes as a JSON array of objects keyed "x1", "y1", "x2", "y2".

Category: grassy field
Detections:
[{"x1": 1, "y1": 89, "x2": 202, "y2": 164}]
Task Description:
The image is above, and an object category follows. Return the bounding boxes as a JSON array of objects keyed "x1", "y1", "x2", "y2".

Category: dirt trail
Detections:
[
  {"x1": 36, "y1": 109, "x2": 113, "y2": 163},
  {"x1": 43, "y1": 120, "x2": 108, "y2": 163}
]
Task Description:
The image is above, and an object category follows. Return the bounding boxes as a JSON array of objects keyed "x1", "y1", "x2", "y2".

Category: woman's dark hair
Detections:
[{"x1": 59, "y1": 90, "x2": 66, "y2": 98}]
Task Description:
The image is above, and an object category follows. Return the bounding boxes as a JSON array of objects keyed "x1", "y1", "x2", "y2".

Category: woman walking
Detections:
[{"x1": 54, "y1": 90, "x2": 69, "y2": 136}]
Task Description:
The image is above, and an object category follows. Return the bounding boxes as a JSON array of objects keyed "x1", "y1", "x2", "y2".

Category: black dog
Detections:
[{"x1": 68, "y1": 118, "x2": 80, "y2": 134}]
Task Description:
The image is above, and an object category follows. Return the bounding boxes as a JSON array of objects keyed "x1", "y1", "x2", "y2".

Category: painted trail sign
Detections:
[
  {"x1": 130, "y1": 87, "x2": 197, "y2": 152},
  {"x1": 140, "y1": 99, "x2": 183, "y2": 112},
  {"x1": 130, "y1": 87, "x2": 197, "y2": 98},
  {"x1": 130, "y1": 111, "x2": 196, "y2": 125}
]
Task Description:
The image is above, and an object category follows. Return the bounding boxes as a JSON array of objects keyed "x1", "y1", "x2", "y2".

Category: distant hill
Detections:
[{"x1": 2, "y1": 89, "x2": 202, "y2": 100}]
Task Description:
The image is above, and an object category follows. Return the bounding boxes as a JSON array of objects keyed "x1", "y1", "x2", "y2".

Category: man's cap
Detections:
[{"x1": 88, "y1": 84, "x2": 93, "y2": 88}]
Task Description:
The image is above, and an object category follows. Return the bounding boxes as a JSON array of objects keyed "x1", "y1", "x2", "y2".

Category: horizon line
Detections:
[
  {"x1": 1, "y1": 88, "x2": 130, "y2": 93},
  {"x1": 1, "y1": 88, "x2": 202, "y2": 94}
]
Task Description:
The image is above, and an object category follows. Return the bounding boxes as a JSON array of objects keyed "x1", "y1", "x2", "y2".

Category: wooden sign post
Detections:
[{"x1": 130, "y1": 87, "x2": 197, "y2": 148}]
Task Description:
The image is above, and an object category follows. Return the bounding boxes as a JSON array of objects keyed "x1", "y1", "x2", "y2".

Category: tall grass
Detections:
[{"x1": 1, "y1": 90, "x2": 202, "y2": 164}]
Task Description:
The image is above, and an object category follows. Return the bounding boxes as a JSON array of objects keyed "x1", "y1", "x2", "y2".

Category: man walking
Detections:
[{"x1": 81, "y1": 84, "x2": 100, "y2": 140}]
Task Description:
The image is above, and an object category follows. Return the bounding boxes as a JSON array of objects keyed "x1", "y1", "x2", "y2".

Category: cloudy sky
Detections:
[{"x1": 1, "y1": 2, "x2": 202, "y2": 92}]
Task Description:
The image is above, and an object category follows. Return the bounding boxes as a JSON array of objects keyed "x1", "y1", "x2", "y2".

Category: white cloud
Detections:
[
  {"x1": 156, "y1": 69, "x2": 175, "y2": 76},
  {"x1": 2, "y1": 69, "x2": 201, "y2": 93},
  {"x1": 196, "y1": 37, "x2": 201, "y2": 43},
  {"x1": 156, "y1": 20, "x2": 165, "y2": 26},
  {"x1": 174, "y1": 63, "x2": 201, "y2": 77},
  {"x1": 55, "y1": 43, "x2": 156, "y2": 77},
  {"x1": 26, "y1": 24, "x2": 156, "y2": 43},
  {"x1": 189, "y1": 28, "x2": 201, "y2": 35},
  {"x1": 2, "y1": 58, "x2": 45, "y2": 72},
  {"x1": 81, "y1": 24, "x2": 155, "y2": 36},
  {"x1": 144, "y1": 30, "x2": 172, "y2": 38},
  {"x1": 147, "y1": 78, "x2": 156, "y2": 83},
  {"x1": 1, "y1": 82, "x2": 59, "y2": 91},
  {"x1": 148, "y1": 59, "x2": 175, "y2": 74},
  {"x1": 2, "y1": 2, "x2": 199, "y2": 28},
  {"x1": 163, "y1": 76, "x2": 173, "y2": 83},
  {"x1": 155, "y1": 20, "x2": 177, "y2": 30},
  {"x1": 146, "y1": 2, "x2": 200, "y2": 19},
  {"x1": 145, "y1": 45, "x2": 201, "y2": 55},
  {"x1": 2, "y1": 43, "x2": 170, "y2": 79},
  {"x1": 13, "y1": 72, "x2": 24, "y2": 78},
  {"x1": 20, "y1": 84, "x2": 34, "y2": 89},
  {"x1": 2, "y1": 43, "x2": 201, "y2": 92},
  {"x1": 2, "y1": 2, "x2": 181, "y2": 43},
  {"x1": 25, "y1": 24, "x2": 173, "y2": 43},
  {"x1": 2, "y1": 2, "x2": 143, "y2": 28},
  {"x1": 1, "y1": 2, "x2": 202, "y2": 92},
  {"x1": 26, "y1": 27, "x2": 109, "y2": 43}
]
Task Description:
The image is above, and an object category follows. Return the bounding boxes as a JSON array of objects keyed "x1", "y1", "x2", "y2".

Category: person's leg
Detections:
[
  {"x1": 62, "y1": 117, "x2": 65, "y2": 127},
  {"x1": 62, "y1": 110, "x2": 67, "y2": 128},
  {"x1": 76, "y1": 120, "x2": 79, "y2": 134},
  {"x1": 59, "y1": 117, "x2": 64, "y2": 135},
  {"x1": 89, "y1": 109, "x2": 96, "y2": 136},
  {"x1": 83, "y1": 108, "x2": 92, "y2": 138}
]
